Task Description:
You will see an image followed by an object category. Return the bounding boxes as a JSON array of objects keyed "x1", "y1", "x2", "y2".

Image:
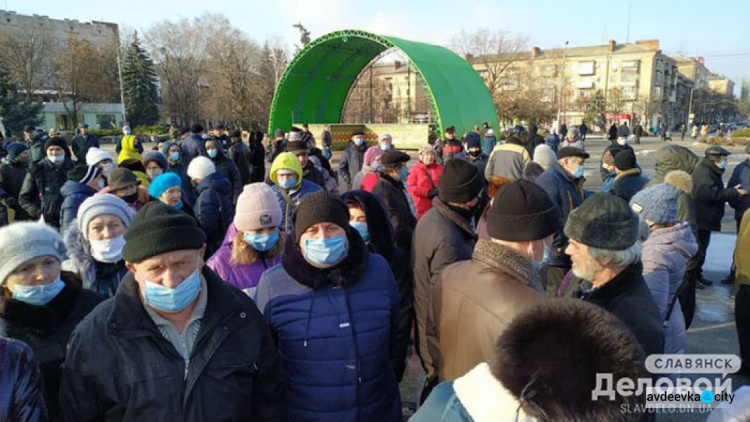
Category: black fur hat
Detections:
[{"x1": 490, "y1": 299, "x2": 646, "y2": 420}]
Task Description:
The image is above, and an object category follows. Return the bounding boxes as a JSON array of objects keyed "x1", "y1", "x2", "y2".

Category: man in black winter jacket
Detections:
[
  {"x1": 70, "y1": 124, "x2": 100, "y2": 165},
  {"x1": 0, "y1": 143, "x2": 33, "y2": 225},
  {"x1": 227, "y1": 130, "x2": 254, "y2": 186},
  {"x1": 692, "y1": 147, "x2": 748, "y2": 285},
  {"x1": 19, "y1": 138, "x2": 76, "y2": 228},
  {"x1": 59, "y1": 201, "x2": 284, "y2": 421},
  {"x1": 339, "y1": 130, "x2": 369, "y2": 191}
]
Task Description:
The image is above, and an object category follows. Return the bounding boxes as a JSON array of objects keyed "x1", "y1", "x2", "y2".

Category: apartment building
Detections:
[{"x1": 708, "y1": 73, "x2": 736, "y2": 97}]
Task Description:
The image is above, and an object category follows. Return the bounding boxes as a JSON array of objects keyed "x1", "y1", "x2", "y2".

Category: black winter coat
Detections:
[
  {"x1": 0, "y1": 338, "x2": 47, "y2": 421},
  {"x1": 0, "y1": 158, "x2": 33, "y2": 224},
  {"x1": 59, "y1": 180, "x2": 97, "y2": 233},
  {"x1": 227, "y1": 139, "x2": 253, "y2": 186},
  {"x1": 575, "y1": 263, "x2": 665, "y2": 357},
  {"x1": 693, "y1": 157, "x2": 739, "y2": 231},
  {"x1": 338, "y1": 142, "x2": 368, "y2": 188},
  {"x1": 19, "y1": 158, "x2": 76, "y2": 228},
  {"x1": 247, "y1": 139, "x2": 267, "y2": 183},
  {"x1": 194, "y1": 172, "x2": 233, "y2": 258},
  {"x1": 610, "y1": 169, "x2": 649, "y2": 202},
  {"x1": 59, "y1": 268, "x2": 284, "y2": 421},
  {"x1": 0, "y1": 273, "x2": 104, "y2": 419},
  {"x1": 302, "y1": 161, "x2": 325, "y2": 188},
  {"x1": 71, "y1": 133, "x2": 100, "y2": 164},
  {"x1": 209, "y1": 149, "x2": 242, "y2": 205},
  {"x1": 371, "y1": 173, "x2": 416, "y2": 254},
  {"x1": 412, "y1": 198, "x2": 478, "y2": 376},
  {"x1": 600, "y1": 143, "x2": 633, "y2": 181},
  {"x1": 608, "y1": 124, "x2": 618, "y2": 141}
]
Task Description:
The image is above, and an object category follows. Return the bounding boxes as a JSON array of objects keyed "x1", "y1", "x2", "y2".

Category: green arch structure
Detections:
[{"x1": 267, "y1": 29, "x2": 499, "y2": 138}]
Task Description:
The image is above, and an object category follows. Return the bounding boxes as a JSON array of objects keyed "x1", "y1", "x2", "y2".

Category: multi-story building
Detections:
[
  {"x1": 470, "y1": 39, "x2": 680, "y2": 131},
  {"x1": 672, "y1": 55, "x2": 710, "y2": 90},
  {"x1": 741, "y1": 79, "x2": 749, "y2": 101},
  {"x1": 708, "y1": 73, "x2": 735, "y2": 97},
  {"x1": 0, "y1": 10, "x2": 124, "y2": 132}
]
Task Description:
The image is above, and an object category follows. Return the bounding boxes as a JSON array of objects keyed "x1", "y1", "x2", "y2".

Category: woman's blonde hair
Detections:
[{"x1": 230, "y1": 230, "x2": 284, "y2": 265}]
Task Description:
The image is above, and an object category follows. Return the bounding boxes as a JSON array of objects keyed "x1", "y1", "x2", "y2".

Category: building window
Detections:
[
  {"x1": 577, "y1": 61, "x2": 595, "y2": 76},
  {"x1": 621, "y1": 71, "x2": 638, "y2": 83},
  {"x1": 96, "y1": 114, "x2": 117, "y2": 129},
  {"x1": 622, "y1": 86, "x2": 637, "y2": 100},
  {"x1": 55, "y1": 114, "x2": 83, "y2": 131}
]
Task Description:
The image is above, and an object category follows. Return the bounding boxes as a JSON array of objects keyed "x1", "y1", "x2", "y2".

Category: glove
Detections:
[{"x1": 427, "y1": 188, "x2": 439, "y2": 199}]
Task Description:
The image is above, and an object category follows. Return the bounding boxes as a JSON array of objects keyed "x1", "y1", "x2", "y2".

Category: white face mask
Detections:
[
  {"x1": 101, "y1": 163, "x2": 114, "y2": 178},
  {"x1": 90, "y1": 236, "x2": 126, "y2": 263}
]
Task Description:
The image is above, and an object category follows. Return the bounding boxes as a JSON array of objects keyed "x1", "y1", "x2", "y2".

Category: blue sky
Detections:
[{"x1": 4, "y1": 0, "x2": 749, "y2": 95}]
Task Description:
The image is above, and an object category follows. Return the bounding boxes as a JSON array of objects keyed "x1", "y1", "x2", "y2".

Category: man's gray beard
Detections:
[{"x1": 571, "y1": 258, "x2": 598, "y2": 282}]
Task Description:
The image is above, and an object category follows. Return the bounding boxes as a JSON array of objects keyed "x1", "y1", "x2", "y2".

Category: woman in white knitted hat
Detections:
[
  {"x1": 207, "y1": 183, "x2": 284, "y2": 298},
  {"x1": 0, "y1": 222, "x2": 104, "y2": 419},
  {"x1": 62, "y1": 194, "x2": 135, "y2": 297}
]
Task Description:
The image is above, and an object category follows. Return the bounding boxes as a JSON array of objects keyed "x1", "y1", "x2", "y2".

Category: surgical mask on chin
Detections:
[
  {"x1": 207, "y1": 149, "x2": 218, "y2": 159},
  {"x1": 47, "y1": 155, "x2": 65, "y2": 165},
  {"x1": 243, "y1": 230, "x2": 280, "y2": 252},
  {"x1": 349, "y1": 221, "x2": 370, "y2": 243},
  {"x1": 304, "y1": 235, "x2": 347, "y2": 268},
  {"x1": 572, "y1": 165, "x2": 585, "y2": 179},
  {"x1": 101, "y1": 163, "x2": 114, "y2": 178},
  {"x1": 143, "y1": 266, "x2": 201, "y2": 313},
  {"x1": 278, "y1": 177, "x2": 297, "y2": 190},
  {"x1": 90, "y1": 236, "x2": 126, "y2": 263},
  {"x1": 531, "y1": 245, "x2": 550, "y2": 273},
  {"x1": 12, "y1": 276, "x2": 65, "y2": 306},
  {"x1": 169, "y1": 152, "x2": 181, "y2": 162}
]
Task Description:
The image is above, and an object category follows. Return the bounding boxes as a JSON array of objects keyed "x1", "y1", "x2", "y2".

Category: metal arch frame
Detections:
[{"x1": 268, "y1": 29, "x2": 497, "y2": 137}]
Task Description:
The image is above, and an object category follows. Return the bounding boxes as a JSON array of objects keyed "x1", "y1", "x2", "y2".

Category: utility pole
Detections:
[
  {"x1": 556, "y1": 41, "x2": 569, "y2": 132},
  {"x1": 116, "y1": 37, "x2": 127, "y2": 126}
]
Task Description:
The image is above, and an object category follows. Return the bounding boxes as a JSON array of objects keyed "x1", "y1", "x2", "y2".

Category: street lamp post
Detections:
[{"x1": 556, "y1": 41, "x2": 569, "y2": 132}]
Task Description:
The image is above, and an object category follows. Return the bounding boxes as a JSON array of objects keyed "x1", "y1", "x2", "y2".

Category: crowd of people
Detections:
[{"x1": 0, "y1": 119, "x2": 749, "y2": 421}]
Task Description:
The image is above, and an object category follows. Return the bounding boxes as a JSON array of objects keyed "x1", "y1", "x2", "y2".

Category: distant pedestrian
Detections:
[
  {"x1": 71, "y1": 124, "x2": 100, "y2": 165},
  {"x1": 559, "y1": 122, "x2": 568, "y2": 140},
  {"x1": 407, "y1": 145, "x2": 442, "y2": 220},
  {"x1": 633, "y1": 122, "x2": 644, "y2": 144},
  {"x1": 608, "y1": 123, "x2": 618, "y2": 143},
  {"x1": 321, "y1": 124, "x2": 333, "y2": 160},
  {"x1": 580, "y1": 120, "x2": 589, "y2": 141},
  {"x1": 338, "y1": 129, "x2": 369, "y2": 191},
  {"x1": 680, "y1": 123, "x2": 688, "y2": 141},
  {"x1": 441, "y1": 126, "x2": 463, "y2": 162}
]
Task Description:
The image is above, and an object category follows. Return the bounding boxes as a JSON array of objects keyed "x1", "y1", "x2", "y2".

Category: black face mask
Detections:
[
  {"x1": 122, "y1": 192, "x2": 139, "y2": 205},
  {"x1": 468, "y1": 149, "x2": 481, "y2": 157}
]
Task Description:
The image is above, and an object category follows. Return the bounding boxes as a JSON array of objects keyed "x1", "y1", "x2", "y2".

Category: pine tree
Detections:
[
  {"x1": 0, "y1": 67, "x2": 43, "y2": 137},
  {"x1": 122, "y1": 32, "x2": 160, "y2": 127}
]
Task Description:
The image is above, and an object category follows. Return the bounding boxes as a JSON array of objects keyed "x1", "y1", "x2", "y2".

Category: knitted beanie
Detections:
[
  {"x1": 614, "y1": 149, "x2": 637, "y2": 170},
  {"x1": 143, "y1": 151, "x2": 168, "y2": 170},
  {"x1": 187, "y1": 156, "x2": 216, "y2": 180},
  {"x1": 0, "y1": 222, "x2": 67, "y2": 284},
  {"x1": 629, "y1": 183, "x2": 679, "y2": 225},
  {"x1": 564, "y1": 193, "x2": 639, "y2": 250},
  {"x1": 439, "y1": 158, "x2": 483, "y2": 203},
  {"x1": 235, "y1": 183, "x2": 283, "y2": 231},
  {"x1": 44, "y1": 137, "x2": 68, "y2": 152},
  {"x1": 67, "y1": 165, "x2": 101, "y2": 184},
  {"x1": 86, "y1": 147, "x2": 113, "y2": 166},
  {"x1": 364, "y1": 147, "x2": 383, "y2": 167},
  {"x1": 77, "y1": 194, "x2": 135, "y2": 239},
  {"x1": 533, "y1": 144, "x2": 557, "y2": 169},
  {"x1": 5, "y1": 142, "x2": 28, "y2": 161},
  {"x1": 465, "y1": 132, "x2": 481, "y2": 149},
  {"x1": 487, "y1": 179, "x2": 561, "y2": 241},
  {"x1": 292, "y1": 190, "x2": 350, "y2": 242},
  {"x1": 148, "y1": 172, "x2": 182, "y2": 199},
  {"x1": 122, "y1": 201, "x2": 206, "y2": 263}
]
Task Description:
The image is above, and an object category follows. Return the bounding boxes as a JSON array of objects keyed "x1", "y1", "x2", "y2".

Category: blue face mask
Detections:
[
  {"x1": 532, "y1": 245, "x2": 551, "y2": 273},
  {"x1": 143, "y1": 267, "x2": 201, "y2": 313},
  {"x1": 354, "y1": 138, "x2": 365, "y2": 146},
  {"x1": 380, "y1": 143, "x2": 391, "y2": 151},
  {"x1": 243, "y1": 230, "x2": 280, "y2": 252},
  {"x1": 174, "y1": 200, "x2": 184, "y2": 210},
  {"x1": 12, "y1": 276, "x2": 65, "y2": 306},
  {"x1": 350, "y1": 221, "x2": 369, "y2": 243},
  {"x1": 47, "y1": 155, "x2": 65, "y2": 165},
  {"x1": 278, "y1": 176, "x2": 297, "y2": 190},
  {"x1": 169, "y1": 151, "x2": 181, "y2": 161},
  {"x1": 304, "y1": 235, "x2": 348, "y2": 268},
  {"x1": 207, "y1": 149, "x2": 218, "y2": 159},
  {"x1": 572, "y1": 165, "x2": 585, "y2": 179},
  {"x1": 398, "y1": 167, "x2": 409, "y2": 181},
  {"x1": 717, "y1": 159, "x2": 728, "y2": 170}
]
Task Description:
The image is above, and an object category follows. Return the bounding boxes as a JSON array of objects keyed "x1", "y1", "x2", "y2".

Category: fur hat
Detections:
[
  {"x1": 148, "y1": 172, "x2": 182, "y2": 199},
  {"x1": 490, "y1": 299, "x2": 646, "y2": 420},
  {"x1": 564, "y1": 193, "x2": 639, "y2": 250},
  {"x1": 487, "y1": 175, "x2": 512, "y2": 200}
]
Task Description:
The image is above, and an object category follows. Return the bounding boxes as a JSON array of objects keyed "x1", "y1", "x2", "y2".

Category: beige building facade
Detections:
[{"x1": 708, "y1": 73, "x2": 735, "y2": 97}]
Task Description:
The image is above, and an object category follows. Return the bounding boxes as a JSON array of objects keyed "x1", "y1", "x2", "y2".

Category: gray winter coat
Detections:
[{"x1": 641, "y1": 222, "x2": 698, "y2": 354}]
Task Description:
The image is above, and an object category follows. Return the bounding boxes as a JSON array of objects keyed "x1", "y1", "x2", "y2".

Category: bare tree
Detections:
[
  {"x1": 449, "y1": 28, "x2": 528, "y2": 96},
  {"x1": 0, "y1": 24, "x2": 55, "y2": 101}
]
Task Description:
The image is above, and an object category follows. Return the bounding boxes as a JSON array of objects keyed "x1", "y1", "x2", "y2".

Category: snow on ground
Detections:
[{"x1": 703, "y1": 232, "x2": 736, "y2": 275}]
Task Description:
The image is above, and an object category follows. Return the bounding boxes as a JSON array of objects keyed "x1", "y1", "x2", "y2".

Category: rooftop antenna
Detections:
[
  {"x1": 602, "y1": 19, "x2": 607, "y2": 44},
  {"x1": 626, "y1": 0, "x2": 632, "y2": 42}
]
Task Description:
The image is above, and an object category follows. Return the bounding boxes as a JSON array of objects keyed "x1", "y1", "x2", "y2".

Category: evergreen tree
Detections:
[
  {"x1": 122, "y1": 32, "x2": 160, "y2": 127},
  {"x1": 0, "y1": 67, "x2": 43, "y2": 137}
]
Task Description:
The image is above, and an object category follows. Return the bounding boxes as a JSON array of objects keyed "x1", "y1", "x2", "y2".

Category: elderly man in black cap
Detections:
[
  {"x1": 71, "y1": 123, "x2": 100, "y2": 165},
  {"x1": 339, "y1": 129, "x2": 369, "y2": 191},
  {"x1": 371, "y1": 149, "x2": 416, "y2": 254},
  {"x1": 60, "y1": 201, "x2": 283, "y2": 420},
  {"x1": 535, "y1": 146, "x2": 591, "y2": 295},
  {"x1": 413, "y1": 158, "x2": 484, "y2": 402},
  {"x1": 433, "y1": 179, "x2": 561, "y2": 382},
  {"x1": 563, "y1": 193, "x2": 664, "y2": 357},
  {"x1": 692, "y1": 146, "x2": 748, "y2": 286},
  {"x1": 19, "y1": 137, "x2": 76, "y2": 228}
]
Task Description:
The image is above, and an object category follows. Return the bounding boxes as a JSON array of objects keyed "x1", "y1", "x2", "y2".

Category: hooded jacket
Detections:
[
  {"x1": 693, "y1": 157, "x2": 739, "y2": 231},
  {"x1": 645, "y1": 145, "x2": 699, "y2": 236},
  {"x1": 59, "y1": 267, "x2": 284, "y2": 421},
  {"x1": 208, "y1": 146, "x2": 242, "y2": 204},
  {"x1": 0, "y1": 337, "x2": 48, "y2": 421},
  {"x1": 269, "y1": 153, "x2": 322, "y2": 232},
  {"x1": 0, "y1": 272, "x2": 104, "y2": 418},
  {"x1": 59, "y1": 180, "x2": 98, "y2": 233},
  {"x1": 181, "y1": 133, "x2": 207, "y2": 166},
  {"x1": 227, "y1": 138, "x2": 254, "y2": 186},
  {"x1": 62, "y1": 221, "x2": 130, "y2": 297},
  {"x1": 19, "y1": 157, "x2": 76, "y2": 228},
  {"x1": 338, "y1": 141, "x2": 369, "y2": 187},
  {"x1": 371, "y1": 173, "x2": 417, "y2": 253},
  {"x1": 161, "y1": 141, "x2": 196, "y2": 205},
  {"x1": 194, "y1": 171, "x2": 233, "y2": 258},
  {"x1": 407, "y1": 160, "x2": 443, "y2": 220},
  {"x1": 641, "y1": 222, "x2": 698, "y2": 354},
  {"x1": 413, "y1": 198, "x2": 478, "y2": 378},
  {"x1": 434, "y1": 240, "x2": 544, "y2": 381},
  {"x1": 255, "y1": 227, "x2": 402, "y2": 421},
  {"x1": 116, "y1": 135, "x2": 144, "y2": 164},
  {"x1": 611, "y1": 168, "x2": 649, "y2": 202},
  {"x1": 341, "y1": 190, "x2": 413, "y2": 381}
]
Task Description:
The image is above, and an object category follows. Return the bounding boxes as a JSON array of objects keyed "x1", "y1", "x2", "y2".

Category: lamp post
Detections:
[{"x1": 556, "y1": 41, "x2": 569, "y2": 132}]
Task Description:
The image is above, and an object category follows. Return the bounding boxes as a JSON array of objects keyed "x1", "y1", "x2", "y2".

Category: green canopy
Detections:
[{"x1": 268, "y1": 29, "x2": 499, "y2": 137}]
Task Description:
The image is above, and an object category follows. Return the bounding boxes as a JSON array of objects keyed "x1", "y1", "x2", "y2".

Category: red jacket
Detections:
[
  {"x1": 362, "y1": 172, "x2": 378, "y2": 192},
  {"x1": 407, "y1": 160, "x2": 442, "y2": 220}
]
